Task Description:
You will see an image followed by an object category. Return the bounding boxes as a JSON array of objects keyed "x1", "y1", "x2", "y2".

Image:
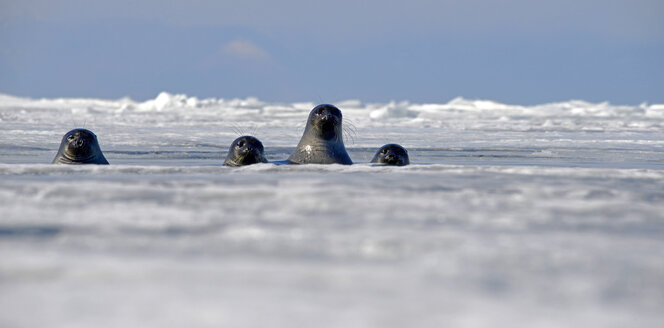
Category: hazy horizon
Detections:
[{"x1": 1, "y1": 0, "x2": 663, "y2": 105}]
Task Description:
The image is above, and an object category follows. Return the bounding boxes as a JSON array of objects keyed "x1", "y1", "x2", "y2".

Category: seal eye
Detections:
[{"x1": 237, "y1": 140, "x2": 245, "y2": 148}]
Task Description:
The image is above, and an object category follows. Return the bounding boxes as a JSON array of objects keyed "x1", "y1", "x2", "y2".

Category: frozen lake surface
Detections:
[{"x1": 1, "y1": 93, "x2": 663, "y2": 327}]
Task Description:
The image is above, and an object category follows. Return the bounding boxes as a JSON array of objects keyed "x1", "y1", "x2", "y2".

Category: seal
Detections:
[
  {"x1": 371, "y1": 144, "x2": 409, "y2": 166},
  {"x1": 288, "y1": 104, "x2": 352, "y2": 165},
  {"x1": 223, "y1": 135, "x2": 268, "y2": 166},
  {"x1": 52, "y1": 128, "x2": 109, "y2": 164}
]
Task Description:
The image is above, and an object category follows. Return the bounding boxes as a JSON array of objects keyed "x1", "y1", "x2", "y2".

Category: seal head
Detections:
[
  {"x1": 371, "y1": 144, "x2": 409, "y2": 166},
  {"x1": 52, "y1": 129, "x2": 109, "y2": 164},
  {"x1": 223, "y1": 135, "x2": 268, "y2": 166},
  {"x1": 288, "y1": 104, "x2": 352, "y2": 165}
]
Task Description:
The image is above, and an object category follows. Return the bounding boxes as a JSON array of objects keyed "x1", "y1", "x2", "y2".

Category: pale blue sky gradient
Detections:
[{"x1": 1, "y1": 0, "x2": 662, "y2": 104}]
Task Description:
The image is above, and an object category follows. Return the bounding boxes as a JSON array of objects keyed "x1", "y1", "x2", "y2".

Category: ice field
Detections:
[{"x1": 1, "y1": 92, "x2": 663, "y2": 327}]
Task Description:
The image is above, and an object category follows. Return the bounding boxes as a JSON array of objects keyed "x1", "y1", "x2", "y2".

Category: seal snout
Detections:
[
  {"x1": 383, "y1": 152, "x2": 403, "y2": 165},
  {"x1": 64, "y1": 131, "x2": 95, "y2": 159},
  {"x1": 317, "y1": 114, "x2": 339, "y2": 129},
  {"x1": 313, "y1": 110, "x2": 341, "y2": 141},
  {"x1": 70, "y1": 137, "x2": 86, "y2": 148},
  {"x1": 319, "y1": 113, "x2": 338, "y2": 122},
  {"x1": 311, "y1": 105, "x2": 342, "y2": 128},
  {"x1": 240, "y1": 146, "x2": 259, "y2": 157},
  {"x1": 237, "y1": 139, "x2": 262, "y2": 156},
  {"x1": 67, "y1": 131, "x2": 91, "y2": 148}
]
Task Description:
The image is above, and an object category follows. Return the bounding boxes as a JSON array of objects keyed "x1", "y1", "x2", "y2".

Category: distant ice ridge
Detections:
[
  {"x1": 1, "y1": 91, "x2": 662, "y2": 152},
  {"x1": 1, "y1": 91, "x2": 661, "y2": 117},
  {"x1": 131, "y1": 92, "x2": 267, "y2": 112}
]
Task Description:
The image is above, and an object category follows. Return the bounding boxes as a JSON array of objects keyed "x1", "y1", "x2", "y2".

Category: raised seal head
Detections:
[
  {"x1": 288, "y1": 104, "x2": 352, "y2": 165},
  {"x1": 371, "y1": 144, "x2": 409, "y2": 166},
  {"x1": 223, "y1": 135, "x2": 268, "y2": 166},
  {"x1": 52, "y1": 128, "x2": 109, "y2": 165}
]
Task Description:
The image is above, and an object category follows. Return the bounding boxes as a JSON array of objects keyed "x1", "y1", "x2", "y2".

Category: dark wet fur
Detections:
[
  {"x1": 371, "y1": 144, "x2": 409, "y2": 166},
  {"x1": 52, "y1": 128, "x2": 109, "y2": 164},
  {"x1": 288, "y1": 104, "x2": 352, "y2": 165},
  {"x1": 224, "y1": 136, "x2": 268, "y2": 166}
]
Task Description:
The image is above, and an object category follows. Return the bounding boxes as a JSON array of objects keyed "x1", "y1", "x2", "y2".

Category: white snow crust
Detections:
[{"x1": 1, "y1": 92, "x2": 663, "y2": 327}]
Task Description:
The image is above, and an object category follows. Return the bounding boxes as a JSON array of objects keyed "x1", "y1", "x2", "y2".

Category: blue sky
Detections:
[{"x1": 1, "y1": 0, "x2": 662, "y2": 104}]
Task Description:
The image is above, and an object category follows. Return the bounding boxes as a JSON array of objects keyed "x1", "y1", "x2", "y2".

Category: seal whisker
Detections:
[
  {"x1": 344, "y1": 118, "x2": 358, "y2": 128},
  {"x1": 344, "y1": 119, "x2": 358, "y2": 133},
  {"x1": 343, "y1": 122, "x2": 358, "y2": 135},
  {"x1": 250, "y1": 123, "x2": 259, "y2": 136},
  {"x1": 293, "y1": 122, "x2": 306, "y2": 133},
  {"x1": 230, "y1": 123, "x2": 245, "y2": 137},
  {"x1": 342, "y1": 126, "x2": 355, "y2": 145},
  {"x1": 252, "y1": 125, "x2": 262, "y2": 137},
  {"x1": 342, "y1": 120, "x2": 357, "y2": 145}
]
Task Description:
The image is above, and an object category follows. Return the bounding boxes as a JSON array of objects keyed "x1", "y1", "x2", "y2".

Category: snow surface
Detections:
[{"x1": 1, "y1": 92, "x2": 663, "y2": 327}]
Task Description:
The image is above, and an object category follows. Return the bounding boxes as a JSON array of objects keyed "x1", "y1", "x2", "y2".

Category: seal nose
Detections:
[
  {"x1": 385, "y1": 151, "x2": 403, "y2": 165},
  {"x1": 240, "y1": 145, "x2": 257, "y2": 156},
  {"x1": 320, "y1": 114, "x2": 339, "y2": 125},
  {"x1": 71, "y1": 137, "x2": 85, "y2": 148}
]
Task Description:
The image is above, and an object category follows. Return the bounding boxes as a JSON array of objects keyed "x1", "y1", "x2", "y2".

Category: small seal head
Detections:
[
  {"x1": 371, "y1": 144, "x2": 409, "y2": 166},
  {"x1": 288, "y1": 104, "x2": 352, "y2": 165},
  {"x1": 223, "y1": 135, "x2": 268, "y2": 166},
  {"x1": 52, "y1": 128, "x2": 109, "y2": 164}
]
